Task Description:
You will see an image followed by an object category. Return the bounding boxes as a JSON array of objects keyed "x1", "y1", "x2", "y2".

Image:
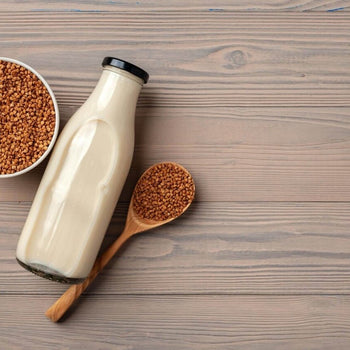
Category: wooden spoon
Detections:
[{"x1": 45, "y1": 162, "x2": 195, "y2": 322}]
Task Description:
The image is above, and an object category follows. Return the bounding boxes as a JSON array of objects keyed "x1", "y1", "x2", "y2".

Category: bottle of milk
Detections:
[{"x1": 16, "y1": 57, "x2": 149, "y2": 283}]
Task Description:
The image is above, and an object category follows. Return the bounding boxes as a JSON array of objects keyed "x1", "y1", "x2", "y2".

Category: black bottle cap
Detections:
[{"x1": 102, "y1": 57, "x2": 149, "y2": 84}]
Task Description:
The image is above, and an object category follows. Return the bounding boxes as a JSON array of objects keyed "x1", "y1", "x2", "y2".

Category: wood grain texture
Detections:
[
  {"x1": 1, "y1": 107, "x2": 350, "y2": 202},
  {"x1": 2, "y1": 201, "x2": 350, "y2": 295},
  {"x1": 1, "y1": 3, "x2": 349, "y2": 348},
  {"x1": 0, "y1": 12, "x2": 349, "y2": 107},
  {"x1": 0, "y1": 0, "x2": 349, "y2": 12},
  {"x1": 1, "y1": 295, "x2": 350, "y2": 349}
]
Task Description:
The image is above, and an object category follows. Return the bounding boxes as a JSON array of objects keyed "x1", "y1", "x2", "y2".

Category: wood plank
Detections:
[
  {"x1": 1, "y1": 107, "x2": 350, "y2": 202},
  {"x1": 2, "y1": 201, "x2": 350, "y2": 295},
  {"x1": 0, "y1": 0, "x2": 349, "y2": 12},
  {"x1": 1, "y1": 295, "x2": 350, "y2": 349},
  {"x1": 0, "y1": 12, "x2": 349, "y2": 107}
]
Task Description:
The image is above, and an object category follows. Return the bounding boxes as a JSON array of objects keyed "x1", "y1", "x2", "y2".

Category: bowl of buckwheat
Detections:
[{"x1": 0, "y1": 57, "x2": 59, "y2": 178}]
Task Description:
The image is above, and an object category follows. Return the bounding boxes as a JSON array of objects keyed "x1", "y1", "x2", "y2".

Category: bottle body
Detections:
[{"x1": 16, "y1": 64, "x2": 144, "y2": 282}]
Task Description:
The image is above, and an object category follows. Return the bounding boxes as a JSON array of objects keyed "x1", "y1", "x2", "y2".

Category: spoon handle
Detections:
[{"x1": 45, "y1": 230, "x2": 131, "y2": 322}]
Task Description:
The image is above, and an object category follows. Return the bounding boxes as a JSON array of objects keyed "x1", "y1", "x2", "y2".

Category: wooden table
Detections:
[{"x1": 1, "y1": 1, "x2": 350, "y2": 349}]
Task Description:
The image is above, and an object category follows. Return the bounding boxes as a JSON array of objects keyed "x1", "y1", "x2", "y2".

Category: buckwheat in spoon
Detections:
[{"x1": 46, "y1": 162, "x2": 195, "y2": 322}]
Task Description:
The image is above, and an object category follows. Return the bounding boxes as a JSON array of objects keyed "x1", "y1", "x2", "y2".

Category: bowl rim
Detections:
[{"x1": 0, "y1": 57, "x2": 60, "y2": 178}]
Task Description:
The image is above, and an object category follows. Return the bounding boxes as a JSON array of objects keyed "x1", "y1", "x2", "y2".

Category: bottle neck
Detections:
[{"x1": 88, "y1": 66, "x2": 143, "y2": 117}]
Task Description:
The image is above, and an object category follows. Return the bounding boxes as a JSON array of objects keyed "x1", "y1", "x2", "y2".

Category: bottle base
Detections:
[{"x1": 16, "y1": 258, "x2": 85, "y2": 284}]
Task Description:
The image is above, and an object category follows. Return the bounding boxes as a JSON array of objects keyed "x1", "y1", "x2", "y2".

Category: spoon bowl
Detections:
[
  {"x1": 46, "y1": 162, "x2": 195, "y2": 322},
  {"x1": 125, "y1": 162, "x2": 195, "y2": 235}
]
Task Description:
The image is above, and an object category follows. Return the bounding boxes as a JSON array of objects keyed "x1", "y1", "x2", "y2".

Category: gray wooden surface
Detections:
[{"x1": 1, "y1": 1, "x2": 350, "y2": 349}]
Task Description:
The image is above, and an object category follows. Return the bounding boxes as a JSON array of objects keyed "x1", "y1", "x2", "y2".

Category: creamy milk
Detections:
[{"x1": 17, "y1": 62, "x2": 146, "y2": 280}]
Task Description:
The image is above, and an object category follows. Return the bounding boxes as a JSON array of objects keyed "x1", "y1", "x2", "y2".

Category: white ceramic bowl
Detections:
[{"x1": 0, "y1": 57, "x2": 59, "y2": 178}]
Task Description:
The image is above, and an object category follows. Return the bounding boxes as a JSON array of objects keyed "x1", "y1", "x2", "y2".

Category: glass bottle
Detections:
[{"x1": 16, "y1": 57, "x2": 149, "y2": 283}]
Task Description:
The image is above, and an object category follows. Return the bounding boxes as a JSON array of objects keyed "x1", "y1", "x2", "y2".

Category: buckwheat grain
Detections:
[
  {"x1": 133, "y1": 162, "x2": 195, "y2": 221},
  {"x1": 0, "y1": 60, "x2": 56, "y2": 175}
]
